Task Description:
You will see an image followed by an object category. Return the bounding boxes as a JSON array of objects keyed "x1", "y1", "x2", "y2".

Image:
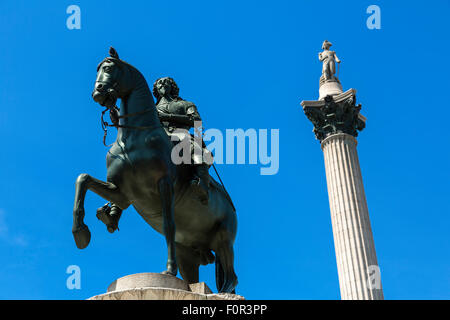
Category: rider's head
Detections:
[{"x1": 153, "y1": 77, "x2": 180, "y2": 104}]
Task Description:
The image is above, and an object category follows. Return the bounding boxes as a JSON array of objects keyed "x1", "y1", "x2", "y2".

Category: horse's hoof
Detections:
[
  {"x1": 161, "y1": 265, "x2": 178, "y2": 276},
  {"x1": 72, "y1": 224, "x2": 91, "y2": 249},
  {"x1": 161, "y1": 270, "x2": 177, "y2": 276},
  {"x1": 97, "y1": 205, "x2": 119, "y2": 233},
  {"x1": 96, "y1": 205, "x2": 111, "y2": 224}
]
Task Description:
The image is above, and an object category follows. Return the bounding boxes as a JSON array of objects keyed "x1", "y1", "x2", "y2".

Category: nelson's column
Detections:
[{"x1": 300, "y1": 40, "x2": 384, "y2": 300}]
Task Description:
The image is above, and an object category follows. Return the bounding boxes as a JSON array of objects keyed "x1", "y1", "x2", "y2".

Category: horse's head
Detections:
[{"x1": 92, "y1": 47, "x2": 131, "y2": 108}]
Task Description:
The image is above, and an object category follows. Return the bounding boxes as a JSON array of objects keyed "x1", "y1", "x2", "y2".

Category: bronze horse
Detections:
[{"x1": 72, "y1": 47, "x2": 238, "y2": 293}]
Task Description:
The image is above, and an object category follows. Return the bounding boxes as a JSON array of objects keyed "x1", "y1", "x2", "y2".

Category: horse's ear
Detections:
[{"x1": 109, "y1": 47, "x2": 119, "y2": 59}]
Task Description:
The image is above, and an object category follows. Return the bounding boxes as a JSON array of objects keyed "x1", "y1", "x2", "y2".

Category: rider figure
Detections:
[{"x1": 153, "y1": 77, "x2": 212, "y2": 205}]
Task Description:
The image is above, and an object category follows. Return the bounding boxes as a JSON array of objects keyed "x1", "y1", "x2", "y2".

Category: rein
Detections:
[{"x1": 100, "y1": 106, "x2": 160, "y2": 147}]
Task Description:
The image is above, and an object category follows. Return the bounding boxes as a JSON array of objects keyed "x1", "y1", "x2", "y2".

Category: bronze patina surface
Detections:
[{"x1": 72, "y1": 48, "x2": 238, "y2": 293}]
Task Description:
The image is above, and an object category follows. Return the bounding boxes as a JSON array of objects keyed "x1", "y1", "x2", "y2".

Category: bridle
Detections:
[{"x1": 96, "y1": 80, "x2": 161, "y2": 147}]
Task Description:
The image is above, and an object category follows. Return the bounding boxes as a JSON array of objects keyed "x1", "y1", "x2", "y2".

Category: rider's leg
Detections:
[
  {"x1": 191, "y1": 164, "x2": 210, "y2": 205},
  {"x1": 190, "y1": 139, "x2": 211, "y2": 205}
]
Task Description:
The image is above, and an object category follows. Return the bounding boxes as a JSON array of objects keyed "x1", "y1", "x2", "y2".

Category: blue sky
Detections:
[{"x1": 0, "y1": 0, "x2": 449, "y2": 299}]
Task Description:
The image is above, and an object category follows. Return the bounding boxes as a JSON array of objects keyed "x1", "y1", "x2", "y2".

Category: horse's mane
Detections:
[{"x1": 97, "y1": 57, "x2": 145, "y2": 82}]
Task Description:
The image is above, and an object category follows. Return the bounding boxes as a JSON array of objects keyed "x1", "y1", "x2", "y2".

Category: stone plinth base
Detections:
[{"x1": 88, "y1": 272, "x2": 244, "y2": 300}]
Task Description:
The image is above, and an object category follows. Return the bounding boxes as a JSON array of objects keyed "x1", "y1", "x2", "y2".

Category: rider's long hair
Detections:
[{"x1": 152, "y1": 77, "x2": 183, "y2": 105}]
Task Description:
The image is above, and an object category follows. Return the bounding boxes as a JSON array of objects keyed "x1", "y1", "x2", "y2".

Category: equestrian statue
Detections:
[{"x1": 71, "y1": 47, "x2": 238, "y2": 293}]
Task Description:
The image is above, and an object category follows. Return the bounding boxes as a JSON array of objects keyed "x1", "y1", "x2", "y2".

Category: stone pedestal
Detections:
[
  {"x1": 301, "y1": 89, "x2": 384, "y2": 300},
  {"x1": 319, "y1": 81, "x2": 343, "y2": 100},
  {"x1": 88, "y1": 272, "x2": 244, "y2": 300}
]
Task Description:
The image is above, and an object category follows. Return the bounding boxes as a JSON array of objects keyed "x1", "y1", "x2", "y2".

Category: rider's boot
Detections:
[{"x1": 191, "y1": 164, "x2": 210, "y2": 205}]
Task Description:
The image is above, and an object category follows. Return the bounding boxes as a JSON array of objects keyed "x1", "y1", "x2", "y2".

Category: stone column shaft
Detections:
[
  {"x1": 301, "y1": 89, "x2": 383, "y2": 300},
  {"x1": 322, "y1": 133, "x2": 383, "y2": 300}
]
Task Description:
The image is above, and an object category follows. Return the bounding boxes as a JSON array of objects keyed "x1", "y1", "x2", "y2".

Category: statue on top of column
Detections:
[{"x1": 319, "y1": 40, "x2": 341, "y2": 84}]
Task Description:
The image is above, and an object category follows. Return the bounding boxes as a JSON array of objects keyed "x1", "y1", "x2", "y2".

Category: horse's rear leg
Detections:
[
  {"x1": 72, "y1": 173, "x2": 129, "y2": 249},
  {"x1": 158, "y1": 176, "x2": 177, "y2": 276},
  {"x1": 176, "y1": 243, "x2": 199, "y2": 284}
]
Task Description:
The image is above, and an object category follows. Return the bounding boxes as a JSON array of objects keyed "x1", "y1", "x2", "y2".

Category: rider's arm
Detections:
[
  {"x1": 186, "y1": 104, "x2": 201, "y2": 123},
  {"x1": 158, "y1": 112, "x2": 191, "y2": 125},
  {"x1": 158, "y1": 102, "x2": 201, "y2": 127}
]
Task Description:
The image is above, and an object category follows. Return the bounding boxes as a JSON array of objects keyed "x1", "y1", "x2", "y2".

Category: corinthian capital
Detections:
[{"x1": 301, "y1": 89, "x2": 366, "y2": 142}]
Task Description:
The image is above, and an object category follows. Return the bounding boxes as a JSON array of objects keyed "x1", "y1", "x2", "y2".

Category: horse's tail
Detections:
[
  {"x1": 215, "y1": 254, "x2": 225, "y2": 293},
  {"x1": 213, "y1": 214, "x2": 238, "y2": 293},
  {"x1": 214, "y1": 248, "x2": 238, "y2": 293}
]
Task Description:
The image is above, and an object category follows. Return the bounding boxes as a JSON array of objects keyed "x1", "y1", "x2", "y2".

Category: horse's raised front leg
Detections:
[
  {"x1": 158, "y1": 176, "x2": 177, "y2": 276},
  {"x1": 96, "y1": 202, "x2": 123, "y2": 233},
  {"x1": 72, "y1": 173, "x2": 129, "y2": 249}
]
